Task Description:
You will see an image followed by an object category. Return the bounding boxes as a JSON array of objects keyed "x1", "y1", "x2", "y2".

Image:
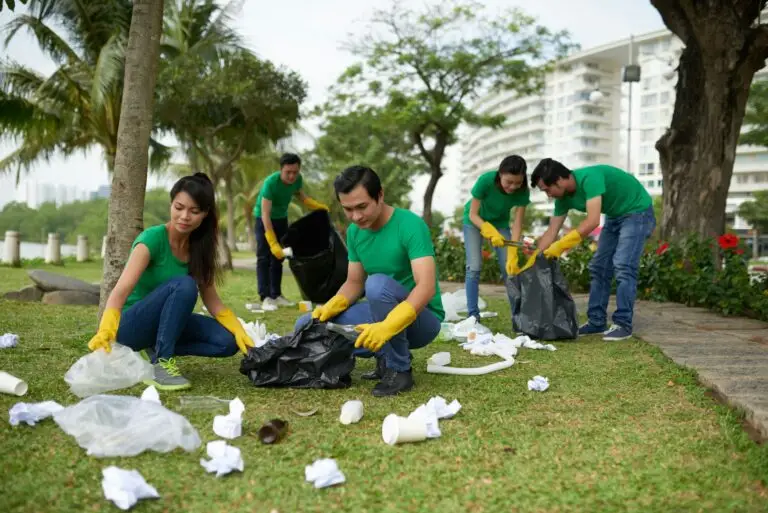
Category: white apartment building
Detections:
[{"x1": 460, "y1": 28, "x2": 768, "y2": 235}]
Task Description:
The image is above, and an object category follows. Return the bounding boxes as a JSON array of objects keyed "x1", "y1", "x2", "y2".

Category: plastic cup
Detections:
[
  {"x1": 0, "y1": 371, "x2": 28, "y2": 396},
  {"x1": 381, "y1": 413, "x2": 428, "y2": 445},
  {"x1": 339, "y1": 400, "x2": 364, "y2": 425}
]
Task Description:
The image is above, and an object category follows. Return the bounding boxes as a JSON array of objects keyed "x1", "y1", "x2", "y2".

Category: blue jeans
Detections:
[
  {"x1": 587, "y1": 206, "x2": 656, "y2": 331},
  {"x1": 294, "y1": 274, "x2": 441, "y2": 372},
  {"x1": 256, "y1": 217, "x2": 289, "y2": 301},
  {"x1": 116, "y1": 275, "x2": 238, "y2": 362},
  {"x1": 463, "y1": 223, "x2": 510, "y2": 319}
]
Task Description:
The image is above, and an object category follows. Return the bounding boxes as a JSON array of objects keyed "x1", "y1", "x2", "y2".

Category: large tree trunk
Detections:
[
  {"x1": 98, "y1": 0, "x2": 164, "y2": 319},
  {"x1": 422, "y1": 163, "x2": 442, "y2": 228},
  {"x1": 225, "y1": 176, "x2": 236, "y2": 250},
  {"x1": 651, "y1": 0, "x2": 768, "y2": 240}
]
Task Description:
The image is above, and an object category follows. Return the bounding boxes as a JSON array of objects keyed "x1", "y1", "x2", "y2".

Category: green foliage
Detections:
[
  {"x1": 741, "y1": 80, "x2": 768, "y2": 147},
  {"x1": 738, "y1": 190, "x2": 768, "y2": 234},
  {"x1": 0, "y1": 189, "x2": 171, "y2": 246},
  {"x1": 321, "y1": 0, "x2": 575, "y2": 222},
  {"x1": 0, "y1": 0, "x2": 28, "y2": 12},
  {"x1": 433, "y1": 233, "x2": 504, "y2": 284}
]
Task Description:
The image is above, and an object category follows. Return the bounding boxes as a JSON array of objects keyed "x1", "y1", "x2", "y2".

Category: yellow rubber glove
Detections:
[
  {"x1": 506, "y1": 248, "x2": 521, "y2": 276},
  {"x1": 543, "y1": 230, "x2": 582, "y2": 259},
  {"x1": 264, "y1": 229, "x2": 285, "y2": 259},
  {"x1": 214, "y1": 308, "x2": 255, "y2": 355},
  {"x1": 312, "y1": 294, "x2": 349, "y2": 322},
  {"x1": 519, "y1": 249, "x2": 540, "y2": 273},
  {"x1": 480, "y1": 222, "x2": 505, "y2": 248},
  {"x1": 302, "y1": 196, "x2": 330, "y2": 212},
  {"x1": 87, "y1": 307, "x2": 121, "y2": 353},
  {"x1": 354, "y1": 301, "x2": 417, "y2": 352}
]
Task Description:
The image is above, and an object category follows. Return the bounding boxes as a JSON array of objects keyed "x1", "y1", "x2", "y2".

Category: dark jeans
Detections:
[
  {"x1": 116, "y1": 275, "x2": 238, "y2": 362},
  {"x1": 587, "y1": 206, "x2": 656, "y2": 331},
  {"x1": 293, "y1": 274, "x2": 442, "y2": 372},
  {"x1": 255, "y1": 217, "x2": 289, "y2": 301}
]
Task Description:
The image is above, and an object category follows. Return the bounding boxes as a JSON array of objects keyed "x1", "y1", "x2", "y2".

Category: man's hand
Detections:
[
  {"x1": 543, "y1": 230, "x2": 582, "y2": 259},
  {"x1": 264, "y1": 229, "x2": 284, "y2": 259},
  {"x1": 354, "y1": 301, "x2": 417, "y2": 352},
  {"x1": 312, "y1": 294, "x2": 349, "y2": 322}
]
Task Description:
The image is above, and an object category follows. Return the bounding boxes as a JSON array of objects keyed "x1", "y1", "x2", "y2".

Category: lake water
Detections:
[{"x1": 0, "y1": 241, "x2": 78, "y2": 260}]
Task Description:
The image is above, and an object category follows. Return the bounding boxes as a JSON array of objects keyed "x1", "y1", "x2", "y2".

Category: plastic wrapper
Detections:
[{"x1": 64, "y1": 344, "x2": 154, "y2": 398}]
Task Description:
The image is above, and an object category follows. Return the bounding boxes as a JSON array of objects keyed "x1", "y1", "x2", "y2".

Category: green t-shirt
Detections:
[
  {"x1": 553, "y1": 165, "x2": 652, "y2": 218},
  {"x1": 124, "y1": 225, "x2": 190, "y2": 310},
  {"x1": 253, "y1": 171, "x2": 304, "y2": 219},
  {"x1": 462, "y1": 170, "x2": 531, "y2": 228},
  {"x1": 347, "y1": 208, "x2": 445, "y2": 321}
]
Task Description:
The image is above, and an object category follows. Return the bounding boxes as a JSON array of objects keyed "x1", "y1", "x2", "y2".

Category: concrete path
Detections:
[{"x1": 236, "y1": 262, "x2": 768, "y2": 440}]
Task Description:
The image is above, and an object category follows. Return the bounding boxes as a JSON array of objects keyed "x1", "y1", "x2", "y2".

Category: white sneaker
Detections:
[
  {"x1": 262, "y1": 298, "x2": 278, "y2": 311},
  {"x1": 275, "y1": 296, "x2": 295, "y2": 307}
]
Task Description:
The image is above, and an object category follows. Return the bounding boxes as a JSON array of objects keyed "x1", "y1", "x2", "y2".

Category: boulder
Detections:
[
  {"x1": 42, "y1": 290, "x2": 100, "y2": 306},
  {"x1": 28, "y1": 269, "x2": 100, "y2": 295},
  {"x1": 3, "y1": 285, "x2": 44, "y2": 302}
]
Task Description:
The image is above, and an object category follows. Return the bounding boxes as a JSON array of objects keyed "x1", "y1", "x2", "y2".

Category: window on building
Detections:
[
  {"x1": 737, "y1": 175, "x2": 749, "y2": 184},
  {"x1": 641, "y1": 94, "x2": 658, "y2": 107},
  {"x1": 660, "y1": 91, "x2": 670, "y2": 104},
  {"x1": 640, "y1": 129, "x2": 655, "y2": 142},
  {"x1": 639, "y1": 162, "x2": 655, "y2": 175},
  {"x1": 641, "y1": 111, "x2": 657, "y2": 124}
]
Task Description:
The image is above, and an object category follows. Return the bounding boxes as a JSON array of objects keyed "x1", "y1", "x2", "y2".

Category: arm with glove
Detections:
[
  {"x1": 542, "y1": 196, "x2": 602, "y2": 259},
  {"x1": 469, "y1": 198, "x2": 504, "y2": 247},
  {"x1": 87, "y1": 245, "x2": 151, "y2": 352},
  {"x1": 201, "y1": 284, "x2": 255, "y2": 355},
  {"x1": 298, "y1": 191, "x2": 329, "y2": 212},
  {"x1": 354, "y1": 257, "x2": 435, "y2": 352},
  {"x1": 260, "y1": 198, "x2": 285, "y2": 259}
]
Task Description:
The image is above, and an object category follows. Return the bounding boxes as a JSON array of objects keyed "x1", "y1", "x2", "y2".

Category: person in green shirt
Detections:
[
  {"x1": 253, "y1": 153, "x2": 329, "y2": 311},
  {"x1": 294, "y1": 165, "x2": 444, "y2": 397},
  {"x1": 531, "y1": 159, "x2": 656, "y2": 341},
  {"x1": 462, "y1": 155, "x2": 531, "y2": 321},
  {"x1": 85, "y1": 173, "x2": 257, "y2": 391}
]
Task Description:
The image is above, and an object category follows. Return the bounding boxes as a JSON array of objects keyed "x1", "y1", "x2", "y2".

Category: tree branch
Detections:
[
  {"x1": 412, "y1": 130, "x2": 434, "y2": 167},
  {"x1": 748, "y1": 24, "x2": 768, "y2": 69}
]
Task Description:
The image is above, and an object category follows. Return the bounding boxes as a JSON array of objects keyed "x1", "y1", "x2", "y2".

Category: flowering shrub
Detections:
[{"x1": 432, "y1": 233, "x2": 505, "y2": 284}]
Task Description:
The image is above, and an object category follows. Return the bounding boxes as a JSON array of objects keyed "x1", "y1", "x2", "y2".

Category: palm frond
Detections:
[
  {"x1": 3, "y1": 14, "x2": 82, "y2": 65},
  {"x1": 90, "y1": 32, "x2": 125, "y2": 111}
]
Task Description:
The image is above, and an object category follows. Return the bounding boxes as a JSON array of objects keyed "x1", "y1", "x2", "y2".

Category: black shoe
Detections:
[
  {"x1": 361, "y1": 357, "x2": 386, "y2": 380},
  {"x1": 372, "y1": 368, "x2": 414, "y2": 397}
]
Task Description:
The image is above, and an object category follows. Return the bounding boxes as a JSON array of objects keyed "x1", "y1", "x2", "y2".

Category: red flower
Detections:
[
  {"x1": 736, "y1": 249, "x2": 745, "y2": 255},
  {"x1": 717, "y1": 234, "x2": 739, "y2": 250},
  {"x1": 656, "y1": 242, "x2": 670, "y2": 255},
  {"x1": 481, "y1": 250, "x2": 492, "y2": 260}
]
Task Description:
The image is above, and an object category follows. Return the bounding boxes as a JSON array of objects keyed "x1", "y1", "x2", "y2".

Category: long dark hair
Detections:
[
  {"x1": 495, "y1": 154, "x2": 528, "y2": 191},
  {"x1": 170, "y1": 173, "x2": 219, "y2": 288}
]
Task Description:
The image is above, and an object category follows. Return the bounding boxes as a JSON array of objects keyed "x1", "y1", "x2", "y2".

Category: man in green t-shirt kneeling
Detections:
[
  {"x1": 531, "y1": 159, "x2": 656, "y2": 341},
  {"x1": 293, "y1": 166, "x2": 445, "y2": 397}
]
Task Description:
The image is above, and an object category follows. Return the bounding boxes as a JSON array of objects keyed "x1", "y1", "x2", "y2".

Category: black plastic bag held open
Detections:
[
  {"x1": 280, "y1": 210, "x2": 348, "y2": 303},
  {"x1": 239, "y1": 319, "x2": 355, "y2": 389},
  {"x1": 507, "y1": 254, "x2": 578, "y2": 340}
]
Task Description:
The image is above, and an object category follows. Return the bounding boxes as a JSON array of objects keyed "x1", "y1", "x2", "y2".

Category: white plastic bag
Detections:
[
  {"x1": 64, "y1": 344, "x2": 154, "y2": 398},
  {"x1": 441, "y1": 289, "x2": 486, "y2": 322},
  {"x1": 53, "y1": 394, "x2": 201, "y2": 457}
]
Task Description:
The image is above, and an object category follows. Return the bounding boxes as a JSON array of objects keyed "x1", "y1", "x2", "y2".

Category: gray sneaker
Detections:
[{"x1": 144, "y1": 358, "x2": 191, "y2": 391}]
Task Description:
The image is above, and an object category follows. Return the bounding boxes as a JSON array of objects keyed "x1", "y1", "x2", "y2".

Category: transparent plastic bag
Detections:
[
  {"x1": 64, "y1": 343, "x2": 154, "y2": 398},
  {"x1": 441, "y1": 289, "x2": 487, "y2": 322},
  {"x1": 53, "y1": 394, "x2": 201, "y2": 457}
]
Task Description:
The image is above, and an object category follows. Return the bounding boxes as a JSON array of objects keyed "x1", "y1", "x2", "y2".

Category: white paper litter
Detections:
[
  {"x1": 101, "y1": 466, "x2": 159, "y2": 510},
  {"x1": 460, "y1": 333, "x2": 556, "y2": 359},
  {"x1": 200, "y1": 440, "x2": 244, "y2": 477},
  {"x1": 305, "y1": 458, "x2": 346, "y2": 489},
  {"x1": 140, "y1": 385, "x2": 161, "y2": 404},
  {"x1": 238, "y1": 318, "x2": 279, "y2": 348},
  {"x1": 213, "y1": 397, "x2": 245, "y2": 439},
  {"x1": 528, "y1": 375, "x2": 550, "y2": 392},
  {"x1": 9, "y1": 401, "x2": 64, "y2": 426},
  {"x1": 1, "y1": 333, "x2": 19, "y2": 348},
  {"x1": 405, "y1": 395, "x2": 462, "y2": 439}
]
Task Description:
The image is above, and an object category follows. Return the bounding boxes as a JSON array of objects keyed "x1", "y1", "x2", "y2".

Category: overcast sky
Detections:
[{"x1": 0, "y1": 0, "x2": 665, "y2": 214}]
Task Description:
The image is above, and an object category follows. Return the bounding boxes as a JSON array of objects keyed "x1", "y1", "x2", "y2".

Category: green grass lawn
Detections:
[{"x1": 1, "y1": 262, "x2": 767, "y2": 512}]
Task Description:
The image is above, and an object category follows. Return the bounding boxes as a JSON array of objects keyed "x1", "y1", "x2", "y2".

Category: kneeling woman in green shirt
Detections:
[
  {"x1": 462, "y1": 155, "x2": 530, "y2": 321},
  {"x1": 85, "y1": 173, "x2": 255, "y2": 391}
]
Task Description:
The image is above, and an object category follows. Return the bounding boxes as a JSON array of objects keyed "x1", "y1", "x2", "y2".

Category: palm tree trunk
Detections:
[
  {"x1": 98, "y1": 0, "x2": 164, "y2": 320},
  {"x1": 225, "y1": 175, "x2": 236, "y2": 250}
]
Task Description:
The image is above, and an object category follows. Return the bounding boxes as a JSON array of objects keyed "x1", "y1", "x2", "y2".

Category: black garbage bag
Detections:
[
  {"x1": 507, "y1": 254, "x2": 578, "y2": 340},
  {"x1": 239, "y1": 318, "x2": 355, "y2": 389},
  {"x1": 280, "y1": 210, "x2": 348, "y2": 303}
]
